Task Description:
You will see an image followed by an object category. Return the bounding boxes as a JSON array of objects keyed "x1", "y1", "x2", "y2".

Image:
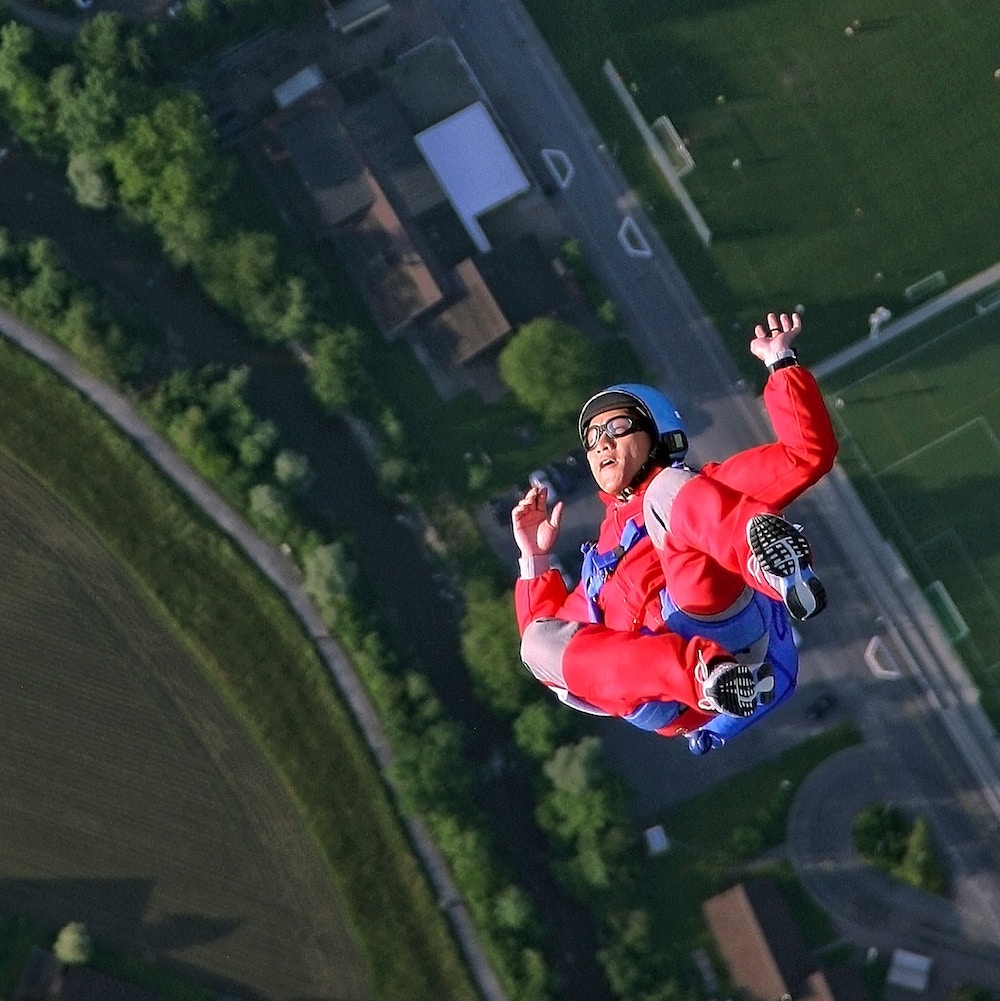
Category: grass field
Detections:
[
  {"x1": 820, "y1": 295, "x2": 1000, "y2": 719},
  {"x1": 522, "y1": 0, "x2": 1000, "y2": 360},
  {"x1": 0, "y1": 340, "x2": 477, "y2": 1001},
  {"x1": 0, "y1": 452, "x2": 368, "y2": 1001},
  {"x1": 638, "y1": 725, "x2": 860, "y2": 966}
]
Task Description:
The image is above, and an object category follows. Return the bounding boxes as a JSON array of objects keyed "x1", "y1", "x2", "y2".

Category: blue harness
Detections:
[{"x1": 578, "y1": 517, "x2": 798, "y2": 754}]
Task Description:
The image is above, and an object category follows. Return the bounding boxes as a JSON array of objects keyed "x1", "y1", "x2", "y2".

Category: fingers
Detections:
[
  {"x1": 756, "y1": 311, "x2": 801, "y2": 337},
  {"x1": 511, "y1": 485, "x2": 554, "y2": 530},
  {"x1": 549, "y1": 499, "x2": 564, "y2": 533},
  {"x1": 751, "y1": 309, "x2": 803, "y2": 355}
]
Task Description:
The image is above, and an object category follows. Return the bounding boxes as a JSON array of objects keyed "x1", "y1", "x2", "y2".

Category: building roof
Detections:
[
  {"x1": 334, "y1": 170, "x2": 443, "y2": 336},
  {"x1": 273, "y1": 64, "x2": 325, "y2": 109},
  {"x1": 414, "y1": 102, "x2": 529, "y2": 253},
  {"x1": 279, "y1": 99, "x2": 374, "y2": 230},
  {"x1": 326, "y1": 0, "x2": 392, "y2": 34},
  {"x1": 703, "y1": 879, "x2": 812, "y2": 1001},
  {"x1": 422, "y1": 258, "x2": 511, "y2": 366}
]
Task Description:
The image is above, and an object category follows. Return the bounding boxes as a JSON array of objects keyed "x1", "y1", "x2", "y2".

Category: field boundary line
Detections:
[
  {"x1": 809, "y1": 463, "x2": 1000, "y2": 825},
  {"x1": 880, "y1": 416, "x2": 987, "y2": 476}
]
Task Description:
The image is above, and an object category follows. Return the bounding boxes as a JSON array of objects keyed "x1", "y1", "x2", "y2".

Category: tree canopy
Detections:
[{"x1": 498, "y1": 318, "x2": 601, "y2": 428}]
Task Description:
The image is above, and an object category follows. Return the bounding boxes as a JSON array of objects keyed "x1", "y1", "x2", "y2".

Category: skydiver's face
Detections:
[{"x1": 584, "y1": 408, "x2": 654, "y2": 496}]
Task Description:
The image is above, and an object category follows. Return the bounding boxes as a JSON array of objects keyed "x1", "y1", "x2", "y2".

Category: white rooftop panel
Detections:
[
  {"x1": 415, "y1": 102, "x2": 529, "y2": 252},
  {"x1": 273, "y1": 64, "x2": 324, "y2": 109}
]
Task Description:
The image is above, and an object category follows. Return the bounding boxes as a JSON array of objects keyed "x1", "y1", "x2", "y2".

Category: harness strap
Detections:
[{"x1": 580, "y1": 517, "x2": 647, "y2": 623}]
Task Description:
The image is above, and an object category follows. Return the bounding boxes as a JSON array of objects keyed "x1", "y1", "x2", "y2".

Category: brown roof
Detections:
[
  {"x1": 334, "y1": 169, "x2": 443, "y2": 336},
  {"x1": 702, "y1": 879, "x2": 811, "y2": 1001},
  {"x1": 421, "y1": 257, "x2": 511, "y2": 366}
]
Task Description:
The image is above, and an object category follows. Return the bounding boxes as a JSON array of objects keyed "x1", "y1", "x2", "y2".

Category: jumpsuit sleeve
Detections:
[
  {"x1": 702, "y1": 365, "x2": 838, "y2": 509},
  {"x1": 514, "y1": 570, "x2": 588, "y2": 632}
]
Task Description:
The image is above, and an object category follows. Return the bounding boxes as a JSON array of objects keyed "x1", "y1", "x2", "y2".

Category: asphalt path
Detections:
[{"x1": 430, "y1": 0, "x2": 1000, "y2": 991}]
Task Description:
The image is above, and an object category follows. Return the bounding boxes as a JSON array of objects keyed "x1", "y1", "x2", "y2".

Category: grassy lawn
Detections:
[
  {"x1": 821, "y1": 303, "x2": 1000, "y2": 717},
  {"x1": 522, "y1": 0, "x2": 1000, "y2": 361},
  {"x1": 0, "y1": 339, "x2": 476, "y2": 1001},
  {"x1": 636, "y1": 724, "x2": 860, "y2": 961}
]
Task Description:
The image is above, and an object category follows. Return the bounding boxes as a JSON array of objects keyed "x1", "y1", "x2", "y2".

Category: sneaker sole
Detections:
[
  {"x1": 747, "y1": 515, "x2": 827, "y2": 621},
  {"x1": 705, "y1": 663, "x2": 772, "y2": 718}
]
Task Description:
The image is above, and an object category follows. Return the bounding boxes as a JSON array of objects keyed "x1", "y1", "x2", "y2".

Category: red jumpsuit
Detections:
[{"x1": 514, "y1": 366, "x2": 837, "y2": 735}]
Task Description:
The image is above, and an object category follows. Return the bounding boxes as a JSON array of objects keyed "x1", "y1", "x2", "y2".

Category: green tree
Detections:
[
  {"x1": 493, "y1": 884, "x2": 536, "y2": 934},
  {"x1": 302, "y1": 540, "x2": 357, "y2": 623},
  {"x1": 51, "y1": 65, "x2": 122, "y2": 155},
  {"x1": 308, "y1": 323, "x2": 365, "y2": 412},
  {"x1": 248, "y1": 482, "x2": 290, "y2": 537},
  {"x1": 498, "y1": 317, "x2": 601, "y2": 427},
  {"x1": 512, "y1": 701, "x2": 572, "y2": 761},
  {"x1": 0, "y1": 23, "x2": 50, "y2": 146},
  {"x1": 899, "y1": 817, "x2": 946, "y2": 894},
  {"x1": 237, "y1": 418, "x2": 279, "y2": 470},
  {"x1": 66, "y1": 151, "x2": 114, "y2": 209},
  {"x1": 18, "y1": 238, "x2": 70, "y2": 323},
  {"x1": 949, "y1": 988, "x2": 997, "y2": 1001},
  {"x1": 273, "y1": 449, "x2": 313, "y2": 494},
  {"x1": 390, "y1": 676, "x2": 471, "y2": 816},
  {"x1": 74, "y1": 12, "x2": 127, "y2": 74},
  {"x1": 852, "y1": 802, "x2": 909, "y2": 869},
  {"x1": 53, "y1": 922, "x2": 91, "y2": 966},
  {"x1": 460, "y1": 579, "x2": 534, "y2": 714},
  {"x1": 200, "y1": 230, "x2": 279, "y2": 328},
  {"x1": 107, "y1": 93, "x2": 230, "y2": 262}
]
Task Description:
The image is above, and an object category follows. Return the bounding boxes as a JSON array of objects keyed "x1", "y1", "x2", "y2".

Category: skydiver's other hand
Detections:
[
  {"x1": 511, "y1": 485, "x2": 564, "y2": 558},
  {"x1": 751, "y1": 310, "x2": 802, "y2": 367}
]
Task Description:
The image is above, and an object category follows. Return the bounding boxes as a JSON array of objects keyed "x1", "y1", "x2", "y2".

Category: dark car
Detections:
[{"x1": 805, "y1": 692, "x2": 837, "y2": 721}]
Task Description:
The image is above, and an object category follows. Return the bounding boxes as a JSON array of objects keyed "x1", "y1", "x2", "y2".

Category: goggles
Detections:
[{"x1": 582, "y1": 414, "x2": 643, "y2": 451}]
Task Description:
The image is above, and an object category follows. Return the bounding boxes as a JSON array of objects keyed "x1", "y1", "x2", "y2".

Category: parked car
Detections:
[{"x1": 806, "y1": 692, "x2": 837, "y2": 721}]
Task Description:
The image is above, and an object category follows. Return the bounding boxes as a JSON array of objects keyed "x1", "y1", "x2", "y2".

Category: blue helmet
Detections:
[{"x1": 578, "y1": 382, "x2": 688, "y2": 462}]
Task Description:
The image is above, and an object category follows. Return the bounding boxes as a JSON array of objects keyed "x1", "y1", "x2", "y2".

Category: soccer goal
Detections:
[
  {"x1": 925, "y1": 579, "x2": 970, "y2": 643},
  {"x1": 652, "y1": 114, "x2": 695, "y2": 177}
]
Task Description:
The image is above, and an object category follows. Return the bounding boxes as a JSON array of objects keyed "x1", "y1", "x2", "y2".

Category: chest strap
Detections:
[{"x1": 580, "y1": 517, "x2": 647, "y2": 623}]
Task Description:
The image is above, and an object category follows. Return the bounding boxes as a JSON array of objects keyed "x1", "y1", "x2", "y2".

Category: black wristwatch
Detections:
[{"x1": 767, "y1": 350, "x2": 799, "y2": 375}]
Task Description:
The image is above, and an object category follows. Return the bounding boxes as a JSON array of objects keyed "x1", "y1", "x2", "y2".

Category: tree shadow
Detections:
[{"x1": 143, "y1": 912, "x2": 242, "y2": 951}]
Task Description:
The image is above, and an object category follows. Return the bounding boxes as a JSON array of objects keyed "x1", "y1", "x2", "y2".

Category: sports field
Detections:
[
  {"x1": 523, "y1": 0, "x2": 1000, "y2": 358},
  {"x1": 820, "y1": 290, "x2": 1000, "y2": 718}
]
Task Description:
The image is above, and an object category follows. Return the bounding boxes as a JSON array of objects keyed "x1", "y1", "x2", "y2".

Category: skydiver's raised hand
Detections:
[
  {"x1": 511, "y1": 485, "x2": 563, "y2": 558},
  {"x1": 751, "y1": 310, "x2": 802, "y2": 368}
]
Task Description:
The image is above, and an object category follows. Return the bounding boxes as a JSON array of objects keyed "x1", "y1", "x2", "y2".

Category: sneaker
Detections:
[
  {"x1": 695, "y1": 657, "x2": 775, "y2": 718},
  {"x1": 746, "y1": 513, "x2": 827, "y2": 621}
]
